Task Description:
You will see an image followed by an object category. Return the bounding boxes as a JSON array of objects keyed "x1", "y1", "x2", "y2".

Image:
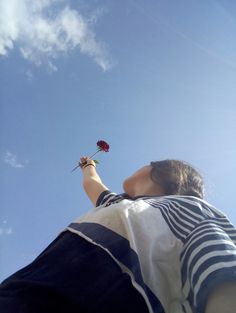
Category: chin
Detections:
[
  {"x1": 122, "y1": 179, "x2": 128, "y2": 193},
  {"x1": 123, "y1": 179, "x2": 134, "y2": 197}
]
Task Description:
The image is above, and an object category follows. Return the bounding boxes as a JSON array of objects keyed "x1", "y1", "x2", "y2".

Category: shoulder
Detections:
[
  {"x1": 144, "y1": 195, "x2": 223, "y2": 218},
  {"x1": 96, "y1": 190, "x2": 132, "y2": 207}
]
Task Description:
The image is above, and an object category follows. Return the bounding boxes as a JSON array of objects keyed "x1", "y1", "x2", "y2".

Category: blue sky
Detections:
[{"x1": 1, "y1": 0, "x2": 236, "y2": 281}]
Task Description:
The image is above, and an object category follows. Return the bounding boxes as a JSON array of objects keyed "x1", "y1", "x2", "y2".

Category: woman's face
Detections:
[{"x1": 123, "y1": 165, "x2": 153, "y2": 197}]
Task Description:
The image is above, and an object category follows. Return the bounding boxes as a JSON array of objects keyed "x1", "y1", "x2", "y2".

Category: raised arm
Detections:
[{"x1": 80, "y1": 157, "x2": 109, "y2": 206}]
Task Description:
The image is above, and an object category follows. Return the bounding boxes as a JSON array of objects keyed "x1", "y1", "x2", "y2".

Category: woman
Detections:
[{"x1": 0, "y1": 158, "x2": 236, "y2": 313}]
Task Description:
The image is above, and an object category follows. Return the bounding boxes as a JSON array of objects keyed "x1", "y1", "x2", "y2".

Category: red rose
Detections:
[
  {"x1": 71, "y1": 139, "x2": 110, "y2": 172},
  {"x1": 97, "y1": 140, "x2": 110, "y2": 152}
]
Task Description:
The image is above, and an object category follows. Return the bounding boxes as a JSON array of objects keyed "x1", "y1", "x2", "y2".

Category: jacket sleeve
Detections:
[
  {"x1": 96, "y1": 190, "x2": 127, "y2": 207},
  {"x1": 180, "y1": 218, "x2": 236, "y2": 313}
]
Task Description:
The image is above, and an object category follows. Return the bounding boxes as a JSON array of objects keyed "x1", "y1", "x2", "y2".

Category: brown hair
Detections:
[{"x1": 150, "y1": 160, "x2": 204, "y2": 199}]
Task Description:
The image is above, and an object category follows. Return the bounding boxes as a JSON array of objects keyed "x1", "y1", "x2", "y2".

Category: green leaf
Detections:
[{"x1": 93, "y1": 159, "x2": 100, "y2": 164}]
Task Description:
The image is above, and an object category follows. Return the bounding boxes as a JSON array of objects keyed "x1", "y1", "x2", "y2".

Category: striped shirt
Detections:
[{"x1": 64, "y1": 191, "x2": 236, "y2": 313}]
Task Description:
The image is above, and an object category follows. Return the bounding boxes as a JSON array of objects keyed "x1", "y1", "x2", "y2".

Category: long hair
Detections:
[{"x1": 150, "y1": 160, "x2": 204, "y2": 199}]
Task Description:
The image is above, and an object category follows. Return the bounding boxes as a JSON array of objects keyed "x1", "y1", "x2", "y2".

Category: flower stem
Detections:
[{"x1": 89, "y1": 149, "x2": 101, "y2": 159}]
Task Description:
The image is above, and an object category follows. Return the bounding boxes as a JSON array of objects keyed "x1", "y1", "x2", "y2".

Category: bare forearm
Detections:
[
  {"x1": 81, "y1": 160, "x2": 108, "y2": 206},
  {"x1": 82, "y1": 164, "x2": 102, "y2": 182}
]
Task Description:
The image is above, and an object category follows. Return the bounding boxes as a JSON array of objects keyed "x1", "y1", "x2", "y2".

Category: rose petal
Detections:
[{"x1": 97, "y1": 140, "x2": 110, "y2": 152}]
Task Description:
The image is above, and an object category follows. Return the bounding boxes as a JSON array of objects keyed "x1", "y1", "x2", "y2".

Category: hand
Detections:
[
  {"x1": 71, "y1": 156, "x2": 96, "y2": 172},
  {"x1": 79, "y1": 157, "x2": 96, "y2": 169}
]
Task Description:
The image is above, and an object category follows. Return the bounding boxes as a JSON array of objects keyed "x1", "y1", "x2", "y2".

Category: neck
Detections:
[{"x1": 133, "y1": 182, "x2": 165, "y2": 198}]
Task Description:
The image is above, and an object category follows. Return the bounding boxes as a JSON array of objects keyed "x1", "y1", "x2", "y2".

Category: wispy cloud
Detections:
[
  {"x1": 26, "y1": 69, "x2": 34, "y2": 81},
  {"x1": 0, "y1": 0, "x2": 113, "y2": 71},
  {"x1": 4, "y1": 151, "x2": 26, "y2": 168},
  {"x1": 0, "y1": 227, "x2": 13, "y2": 236},
  {"x1": 0, "y1": 221, "x2": 13, "y2": 236},
  {"x1": 131, "y1": 0, "x2": 236, "y2": 70}
]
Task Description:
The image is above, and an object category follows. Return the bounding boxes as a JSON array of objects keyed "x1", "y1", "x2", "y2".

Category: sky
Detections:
[{"x1": 1, "y1": 0, "x2": 236, "y2": 282}]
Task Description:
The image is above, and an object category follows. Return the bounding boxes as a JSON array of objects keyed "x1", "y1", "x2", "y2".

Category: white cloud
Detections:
[
  {"x1": 0, "y1": 227, "x2": 13, "y2": 236},
  {"x1": 26, "y1": 69, "x2": 34, "y2": 81},
  {"x1": 4, "y1": 151, "x2": 26, "y2": 168},
  {"x1": 0, "y1": 0, "x2": 113, "y2": 71}
]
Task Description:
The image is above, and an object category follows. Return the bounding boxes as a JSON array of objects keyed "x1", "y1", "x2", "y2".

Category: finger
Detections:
[
  {"x1": 81, "y1": 156, "x2": 89, "y2": 161},
  {"x1": 80, "y1": 157, "x2": 86, "y2": 163},
  {"x1": 79, "y1": 158, "x2": 88, "y2": 168}
]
